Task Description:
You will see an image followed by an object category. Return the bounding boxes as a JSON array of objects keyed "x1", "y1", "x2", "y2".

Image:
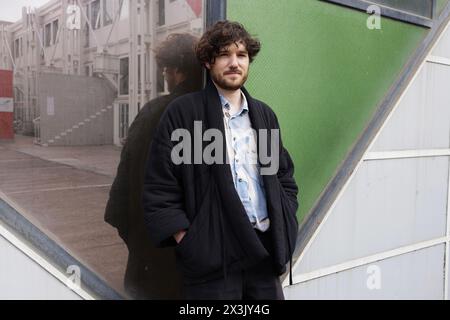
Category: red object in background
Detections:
[
  {"x1": 0, "y1": 70, "x2": 13, "y2": 97},
  {"x1": 186, "y1": 0, "x2": 202, "y2": 18},
  {"x1": 0, "y1": 69, "x2": 14, "y2": 140},
  {"x1": 0, "y1": 113, "x2": 14, "y2": 139}
]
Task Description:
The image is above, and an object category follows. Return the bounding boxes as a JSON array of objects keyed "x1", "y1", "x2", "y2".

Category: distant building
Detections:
[{"x1": 0, "y1": 0, "x2": 204, "y2": 146}]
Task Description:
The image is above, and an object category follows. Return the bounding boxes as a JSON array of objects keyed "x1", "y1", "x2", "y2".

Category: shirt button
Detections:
[{"x1": 238, "y1": 178, "x2": 243, "y2": 183}]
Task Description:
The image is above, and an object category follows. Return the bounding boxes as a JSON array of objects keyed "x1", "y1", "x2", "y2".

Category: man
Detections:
[
  {"x1": 104, "y1": 33, "x2": 202, "y2": 299},
  {"x1": 142, "y1": 21, "x2": 298, "y2": 300}
]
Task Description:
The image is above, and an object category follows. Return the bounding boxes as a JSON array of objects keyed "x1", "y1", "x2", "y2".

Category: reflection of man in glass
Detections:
[
  {"x1": 142, "y1": 21, "x2": 299, "y2": 300},
  {"x1": 104, "y1": 33, "x2": 202, "y2": 299}
]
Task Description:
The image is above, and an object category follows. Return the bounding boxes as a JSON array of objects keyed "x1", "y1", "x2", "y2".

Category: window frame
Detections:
[
  {"x1": 52, "y1": 19, "x2": 59, "y2": 45},
  {"x1": 119, "y1": 103, "x2": 129, "y2": 141},
  {"x1": 119, "y1": 56, "x2": 129, "y2": 96},
  {"x1": 103, "y1": 0, "x2": 113, "y2": 27},
  {"x1": 158, "y1": 0, "x2": 165, "y2": 26},
  {"x1": 14, "y1": 38, "x2": 21, "y2": 58},
  {"x1": 119, "y1": 0, "x2": 129, "y2": 20},
  {"x1": 90, "y1": 0, "x2": 101, "y2": 30},
  {"x1": 323, "y1": 0, "x2": 436, "y2": 28},
  {"x1": 44, "y1": 23, "x2": 52, "y2": 47},
  {"x1": 84, "y1": 4, "x2": 90, "y2": 48}
]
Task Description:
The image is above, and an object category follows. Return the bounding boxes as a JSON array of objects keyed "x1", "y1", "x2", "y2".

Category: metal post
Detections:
[{"x1": 205, "y1": 0, "x2": 226, "y2": 28}]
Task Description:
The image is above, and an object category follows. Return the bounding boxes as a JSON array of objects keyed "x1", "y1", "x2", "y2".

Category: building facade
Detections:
[{"x1": 0, "y1": 0, "x2": 204, "y2": 145}]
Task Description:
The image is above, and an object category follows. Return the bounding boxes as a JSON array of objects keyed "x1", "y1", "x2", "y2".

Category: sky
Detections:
[{"x1": 0, "y1": 0, "x2": 51, "y2": 22}]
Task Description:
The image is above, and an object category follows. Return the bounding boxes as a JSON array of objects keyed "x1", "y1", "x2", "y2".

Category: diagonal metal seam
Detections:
[
  {"x1": 323, "y1": 0, "x2": 436, "y2": 28},
  {"x1": 0, "y1": 197, "x2": 125, "y2": 300},
  {"x1": 285, "y1": 2, "x2": 450, "y2": 285}
]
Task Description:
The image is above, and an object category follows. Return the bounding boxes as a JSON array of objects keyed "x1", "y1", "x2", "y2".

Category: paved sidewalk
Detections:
[{"x1": 0, "y1": 135, "x2": 128, "y2": 297}]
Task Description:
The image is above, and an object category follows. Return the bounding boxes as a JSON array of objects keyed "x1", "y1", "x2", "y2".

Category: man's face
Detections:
[{"x1": 206, "y1": 40, "x2": 250, "y2": 91}]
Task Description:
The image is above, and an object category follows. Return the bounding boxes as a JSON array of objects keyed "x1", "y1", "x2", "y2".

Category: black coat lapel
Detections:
[{"x1": 242, "y1": 86, "x2": 281, "y2": 229}]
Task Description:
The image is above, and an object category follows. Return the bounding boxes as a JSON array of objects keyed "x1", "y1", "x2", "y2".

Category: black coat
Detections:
[
  {"x1": 142, "y1": 79, "x2": 299, "y2": 285},
  {"x1": 104, "y1": 82, "x2": 196, "y2": 299}
]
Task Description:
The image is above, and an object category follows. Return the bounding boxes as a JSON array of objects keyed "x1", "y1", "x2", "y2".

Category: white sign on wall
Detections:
[{"x1": 0, "y1": 98, "x2": 13, "y2": 112}]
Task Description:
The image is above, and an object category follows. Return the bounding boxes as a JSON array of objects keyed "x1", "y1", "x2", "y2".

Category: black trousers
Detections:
[{"x1": 182, "y1": 229, "x2": 285, "y2": 300}]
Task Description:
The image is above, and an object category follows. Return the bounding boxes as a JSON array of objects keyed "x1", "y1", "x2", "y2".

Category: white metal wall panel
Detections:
[
  {"x1": 294, "y1": 156, "x2": 448, "y2": 275},
  {"x1": 0, "y1": 234, "x2": 82, "y2": 300},
  {"x1": 371, "y1": 63, "x2": 450, "y2": 151},
  {"x1": 288, "y1": 19, "x2": 450, "y2": 300},
  {"x1": 432, "y1": 24, "x2": 450, "y2": 59},
  {"x1": 447, "y1": 242, "x2": 450, "y2": 299},
  {"x1": 285, "y1": 244, "x2": 445, "y2": 300}
]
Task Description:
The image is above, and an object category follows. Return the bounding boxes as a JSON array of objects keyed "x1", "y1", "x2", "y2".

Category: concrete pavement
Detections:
[{"x1": 0, "y1": 135, "x2": 128, "y2": 297}]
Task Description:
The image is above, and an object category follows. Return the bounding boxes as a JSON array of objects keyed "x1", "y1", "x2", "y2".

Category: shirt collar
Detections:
[{"x1": 219, "y1": 90, "x2": 249, "y2": 116}]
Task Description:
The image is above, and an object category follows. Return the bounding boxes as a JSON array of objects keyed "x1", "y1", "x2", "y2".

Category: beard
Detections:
[{"x1": 210, "y1": 69, "x2": 248, "y2": 91}]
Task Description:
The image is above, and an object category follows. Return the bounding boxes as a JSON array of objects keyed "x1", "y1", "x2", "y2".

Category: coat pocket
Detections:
[
  {"x1": 174, "y1": 201, "x2": 206, "y2": 258},
  {"x1": 174, "y1": 188, "x2": 237, "y2": 279},
  {"x1": 174, "y1": 198, "x2": 217, "y2": 275}
]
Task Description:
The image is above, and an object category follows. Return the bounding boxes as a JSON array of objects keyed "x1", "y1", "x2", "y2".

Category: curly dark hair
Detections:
[
  {"x1": 195, "y1": 20, "x2": 261, "y2": 66},
  {"x1": 154, "y1": 33, "x2": 202, "y2": 80}
]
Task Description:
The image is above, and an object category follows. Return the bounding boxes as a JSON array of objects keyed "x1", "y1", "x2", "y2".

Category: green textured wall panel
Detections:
[
  {"x1": 227, "y1": 0, "x2": 427, "y2": 223},
  {"x1": 437, "y1": 0, "x2": 449, "y2": 15}
]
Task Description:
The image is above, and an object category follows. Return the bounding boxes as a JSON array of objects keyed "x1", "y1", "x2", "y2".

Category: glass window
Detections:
[
  {"x1": 85, "y1": 3, "x2": 90, "y2": 24},
  {"x1": 44, "y1": 23, "x2": 51, "y2": 47},
  {"x1": 84, "y1": 22, "x2": 90, "y2": 48},
  {"x1": 14, "y1": 38, "x2": 20, "y2": 58},
  {"x1": 119, "y1": 103, "x2": 129, "y2": 141},
  {"x1": 137, "y1": 54, "x2": 141, "y2": 94},
  {"x1": 158, "y1": 0, "x2": 165, "y2": 26},
  {"x1": 91, "y1": 0, "x2": 101, "y2": 30},
  {"x1": 120, "y1": 0, "x2": 129, "y2": 20},
  {"x1": 52, "y1": 20, "x2": 59, "y2": 45},
  {"x1": 120, "y1": 57, "x2": 129, "y2": 95},
  {"x1": 73, "y1": 60, "x2": 79, "y2": 75},
  {"x1": 84, "y1": 5, "x2": 90, "y2": 47},
  {"x1": 103, "y1": 0, "x2": 113, "y2": 26}
]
